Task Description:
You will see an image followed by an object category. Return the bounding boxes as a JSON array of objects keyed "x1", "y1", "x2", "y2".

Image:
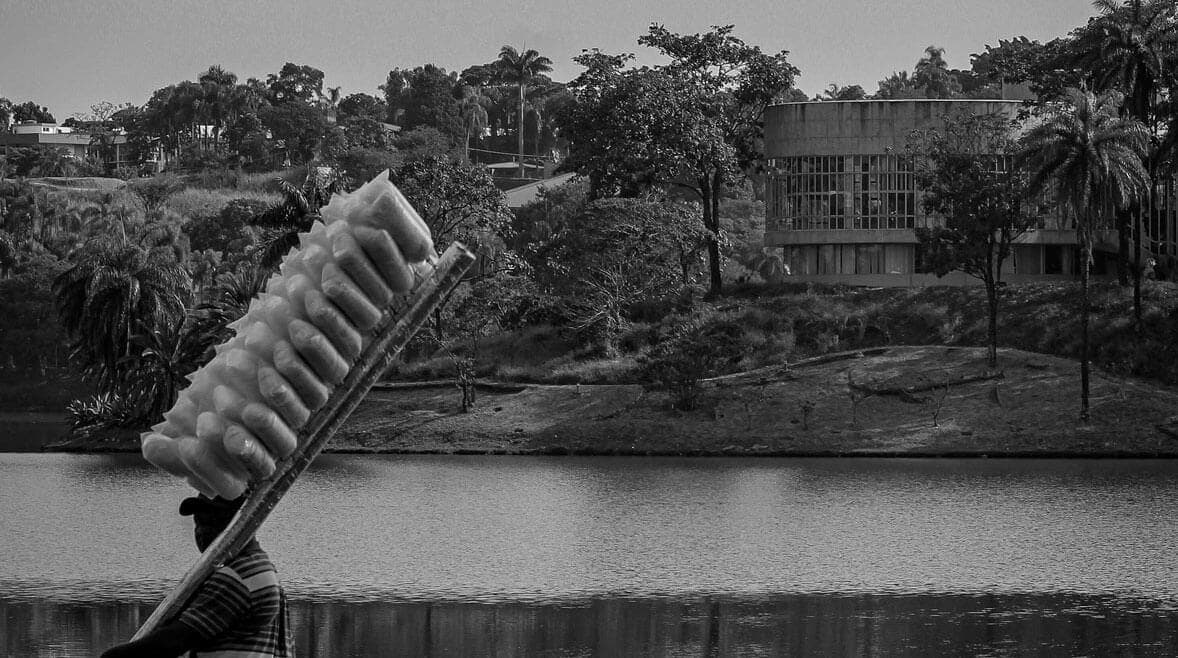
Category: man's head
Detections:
[{"x1": 179, "y1": 494, "x2": 245, "y2": 551}]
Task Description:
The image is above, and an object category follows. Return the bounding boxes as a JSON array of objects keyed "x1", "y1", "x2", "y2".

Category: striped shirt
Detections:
[{"x1": 177, "y1": 542, "x2": 293, "y2": 657}]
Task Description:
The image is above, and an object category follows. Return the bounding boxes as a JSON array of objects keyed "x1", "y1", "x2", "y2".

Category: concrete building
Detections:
[{"x1": 761, "y1": 99, "x2": 1138, "y2": 286}]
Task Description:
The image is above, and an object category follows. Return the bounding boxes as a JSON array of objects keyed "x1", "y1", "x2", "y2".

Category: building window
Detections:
[{"x1": 767, "y1": 155, "x2": 917, "y2": 232}]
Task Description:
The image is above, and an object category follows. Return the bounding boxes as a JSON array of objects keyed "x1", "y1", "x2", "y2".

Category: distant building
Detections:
[
  {"x1": 761, "y1": 99, "x2": 1178, "y2": 286},
  {"x1": 0, "y1": 121, "x2": 138, "y2": 171}
]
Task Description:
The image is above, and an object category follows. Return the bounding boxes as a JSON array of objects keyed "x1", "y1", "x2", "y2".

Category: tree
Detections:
[
  {"x1": 509, "y1": 177, "x2": 592, "y2": 264},
  {"x1": 120, "y1": 315, "x2": 207, "y2": 421},
  {"x1": 248, "y1": 167, "x2": 342, "y2": 268},
  {"x1": 333, "y1": 146, "x2": 402, "y2": 186},
  {"x1": 1069, "y1": 0, "x2": 1178, "y2": 317},
  {"x1": 818, "y1": 84, "x2": 867, "y2": 100},
  {"x1": 73, "y1": 100, "x2": 133, "y2": 125},
  {"x1": 970, "y1": 36, "x2": 1082, "y2": 101},
  {"x1": 908, "y1": 109, "x2": 1039, "y2": 368},
  {"x1": 542, "y1": 197, "x2": 705, "y2": 355},
  {"x1": 382, "y1": 65, "x2": 465, "y2": 147},
  {"x1": 266, "y1": 62, "x2": 326, "y2": 105},
  {"x1": 1019, "y1": 88, "x2": 1149, "y2": 420},
  {"x1": 390, "y1": 157, "x2": 512, "y2": 339},
  {"x1": 11, "y1": 101, "x2": 55, "y2": 124},
  {"x1": 875, "y1": 71, "x2": 924, "y2": 99},
  {"x1": 1072, "y1": 0, "x2": 1178, "y2": 125},
  {"x1": 495, "y1": 46, "x2": 554, "y2": 177},
  {"x1": 458, "y1": 87, "x2": 489, "y2": 162},
  {"x1": 52, "y1": 231, "x2": 191, "y2": 394},
  {"x1": 561, "y1": 25, "x2": 800, "y2": 297},
  {"x1": 392, "y1": 156, "x2": 511, "y2": 248},
  {"x1": 2, "y1": 146, "x2": 93, "y2": 177},
  {"x1": 223, "y1": 111, "x2": 274, "y2": 169},
  {"x1": 185, "y1": 197, "x2": 267, "y2": 254},
  {"x1": 196, "y1": 65, "x2": 240, "y2": 148},
  {"x1": 913, "y1": 46, "x2": 963, "y2": 98},
  {"x1": 337, "y1": 92, "x2": 388, "y2": 122},
  {"x1": 393, "y1": 126, "x2": 452, "y2": 160},
  {"x1": 260, "y1": 102, "x2": 333, "y2": 165},
  {"x1": 0, "y1": 252, "x2": 68, "y2": 376}
]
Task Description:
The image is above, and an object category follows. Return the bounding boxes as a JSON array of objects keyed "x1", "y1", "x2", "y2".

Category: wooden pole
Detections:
[{"x1": 132, "y1": 241, "x2": 475, "y2": 639}]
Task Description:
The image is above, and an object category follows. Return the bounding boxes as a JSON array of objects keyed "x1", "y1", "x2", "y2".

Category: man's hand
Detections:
[{"x1": 99, "y1": 621, "x2": 203, "y2": 658}]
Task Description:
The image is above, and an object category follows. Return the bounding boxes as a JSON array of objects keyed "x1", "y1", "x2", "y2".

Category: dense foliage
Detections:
[
  {"x1": 560, "y1": 25, "x2": 801, "y2": 296},
  {"x1": 5, "y1": 2, "x2": 1178, "y2": 428}
]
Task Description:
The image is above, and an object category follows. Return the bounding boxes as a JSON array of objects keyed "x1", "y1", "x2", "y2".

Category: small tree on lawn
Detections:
[
  {"x1": 1019, "y1": 88, "x2": 1149, "y2": 421},
  {"x1": 391, "y1": 156, "x2": 512, "y2": 341},
  {"x1": 542, "y1": 197, "x2": 705, "y2": 356},
  {"x1": 907, "y1": 109, "x2": 1039, "y2": 368}
]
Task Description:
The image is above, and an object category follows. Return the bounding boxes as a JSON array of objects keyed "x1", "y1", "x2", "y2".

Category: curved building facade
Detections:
[{"x1": 763, "y1": 99, "x2": 1083, "y2": 286}]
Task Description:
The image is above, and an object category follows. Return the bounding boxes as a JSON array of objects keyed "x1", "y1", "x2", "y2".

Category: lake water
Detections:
[{"x1": 4, "y1": 453, "x2": 1178, "y2": 656}]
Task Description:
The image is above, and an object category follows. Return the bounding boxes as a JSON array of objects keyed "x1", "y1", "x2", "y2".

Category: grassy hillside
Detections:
[{"x1": 391, "y1": 279, "x2": 1178, "y2": 388}]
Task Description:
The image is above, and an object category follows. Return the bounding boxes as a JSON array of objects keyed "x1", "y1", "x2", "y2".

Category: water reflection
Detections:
[
  {"x1": 0, "y1": 413, "x2": 68, "y2": 452},
  {"x1": 6, "y1": 593, "x2": 1178, "y2": 657},
  {"x1": 8, "y1": 455, "x2": 1178, "y2": 655}
]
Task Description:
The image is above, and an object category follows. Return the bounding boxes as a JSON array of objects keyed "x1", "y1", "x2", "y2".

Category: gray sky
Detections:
[{"x1": 0, "y1": 0, "x2": 1097, "y2": 120}]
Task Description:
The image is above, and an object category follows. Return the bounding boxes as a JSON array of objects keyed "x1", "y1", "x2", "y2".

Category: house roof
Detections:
[
  {"x1": 503, "y1": 172, "x2": 578, "y2": 209},
  {"x1": 486, "y1": 161, "x2": 544, "y2": 170}
]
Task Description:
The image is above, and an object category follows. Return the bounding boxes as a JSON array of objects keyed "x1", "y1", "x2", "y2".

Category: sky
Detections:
[{"x1": 0, "y1": 0, "x2": 1099, "y2": 121}]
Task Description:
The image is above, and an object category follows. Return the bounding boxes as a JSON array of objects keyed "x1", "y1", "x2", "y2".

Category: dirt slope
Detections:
[{"x1": 328, "y1": 346, "x2": 1178, "y2": 456}]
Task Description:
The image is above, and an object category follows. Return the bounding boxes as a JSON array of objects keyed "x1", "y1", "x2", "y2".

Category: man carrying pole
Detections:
[{"x1": 101, "y1": 494, "x2": 293, "y2": 657}]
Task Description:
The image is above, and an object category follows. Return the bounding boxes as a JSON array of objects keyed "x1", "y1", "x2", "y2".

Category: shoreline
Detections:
[
  {"x1": 41, "y1": 446, "x2": 1178, "y2": 459},
  {"x1": 39, "y1": 346, "x2": 1178, "y2": 459}
]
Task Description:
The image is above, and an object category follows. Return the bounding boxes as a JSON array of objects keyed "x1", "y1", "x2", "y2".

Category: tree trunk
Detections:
[
  {"x1": 1133, "y1": 203, "x2": 1143, "y2": 330},
  {"x1": 701, "y1": 177, "x2": 722, "y2": 298},
  {"x1": 985, "y1": 241, "x2": 999, "y2": 369},
  {"x1": 517, "y1": 84, "x2": 526, "y2": 179},
  {"x1": 1116, "y1": 210, "x2": 1130, "y2": 286},
  {"x1": 1080, "y1": 238, "x2": 1091, "y2": 422},
  {"x1": 985, "y1": 279, "x2": 999, "y2": 369}
]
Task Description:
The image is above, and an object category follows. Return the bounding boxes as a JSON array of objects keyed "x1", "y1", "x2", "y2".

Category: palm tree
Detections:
[
  {"x1": 198, "y1": 65, "x2": 240, "y2": 149},
  {"x1": 122, "y1": 317, "x2": 207, "y2": 421},
  {"x1": 1070, "y1": 0, "x2": 1178, "y2": 317},
  {"x1": 495, "y1": 46, "x2": 553, "y2": 178},
  {"x1": 248, "y1": 167, "x2": 341, "y2": 269},
  {"x1": 912, "y1": 45, "x2": 961, "y2": 98},
  {"x1": 458, "y1": 87, "x2": 489, "y2": 163},
  {"x1": 318, "y1": 86, "x2": 342, "y2": 125},
  {"x1": 1074, "y1": 0, "x2": 1178, "y2": 123},
  {"x1": 0, "y1": 229, "x2": 16, "y2": 278},
  {"x1": 1019, "y1": 88, "x2": 1150, "y2": 420},
  {"x1": 52, "y1": 233, "x2": 191, "y2": 392}
]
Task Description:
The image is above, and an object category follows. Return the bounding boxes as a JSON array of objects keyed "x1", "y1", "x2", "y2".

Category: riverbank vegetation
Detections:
[{"x1": 5, "y1": 3, "x2": 1178, "y2": 447}]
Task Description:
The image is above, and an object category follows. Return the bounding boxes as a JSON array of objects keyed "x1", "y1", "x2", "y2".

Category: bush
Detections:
[
  {"x1": 334, "y1": 148, "x2": 402, "y2": 187},
  {"x1": 111, "y1": 166, "x2": 140, "y2": 181},
  {"x1": 547, "y1": 357, "x2": 640, "y2": 384},
  {"x1": 640, "y1": 318, "x2": 747, "y2": 411},
  {"x1": 186, "y1": 197, "x2": 269, "y2": 253},
  {"x1": 66, "y1": 392, "x2": 134, "y2": 434}
]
